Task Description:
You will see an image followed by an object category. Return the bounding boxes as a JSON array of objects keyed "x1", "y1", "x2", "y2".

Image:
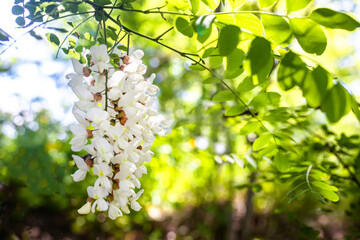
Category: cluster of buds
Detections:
[{"x1": 66, "y1": 44, "x2": 170, "y2": 219}]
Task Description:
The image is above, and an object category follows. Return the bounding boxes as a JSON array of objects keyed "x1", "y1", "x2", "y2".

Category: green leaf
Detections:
[
  {"x1": 94, "y1": 0, "x2": 112, "y2": 5},
  {"x1": 302, "y1": 66, "x2": 329, "y2": 107},
  {"x1": 274, "y1": 132, "x2": 296, "y2": 144},
  {"x1": 321, "y1": 83, "x2": 352, "y2": 123},
  {"x1": 258, "y1": 0, "x2": 277, "y2": 8},
  {"x1": 225, "y1": 105, "x2": 247, "y2": 116},
  {"x1": 14, "y1": 0, "x2": 23, "y2": 3},
  {"x1": 311, "y1": 190, "x2": 327, "y2": 204},
  {"x1": 29, "y1": 30, "x2": 42, "y2": 40},
  {"x1": 15, "y1": 16, "x2": 25, "y2": 26},
  {"x1": 240, "y1": 121, "x2": 261, "y2": 135},
  {"x1": 237, "y1": 77, "x2": 256, "y2": 92},
  {"x1": 274, "y1": 150, "x2": 291, "y2": 172},
  {"x1": 175, "y1": 17, "x2": 193, "y2": 38},
  {"x1": 212, "y1": 90, "x2": 235, "y2": 102},
  {"x1": 202, "y1": 47, "x2": 215, "y2": 58},
  {"x1": 226, "y1": 48, "x2": 245, "y2": 71},
  {"x1": 201, "y1": 0, "x2": 220, "y2": 10},
  {"x1": 286, "y1": 0, "x2": 312, "y2": 13},
  {"x1": 311, "y1": 181, "x2": 338, "y2": 192},
  {"x1": 195, "y1": 15, "x2": 216, "y2": 37},
  {"x1": 0, "y1": 29, "x2": 10, "y2": 41},
  {"x1": 46, "y1": 27, "x2": 68, "y2": 33},
  {"x1": 45, "y1": 33, "x2": 60, "y2": 46},
  {"x1": 117, "y1": 45, "x2": 128, "y2": 52},
  {"x1": 277, "y1": 51, "x2": 309, "y2": 91},
  {"x1": 224, "y1": 68, "x2": 244, "y2": 79},
  {"x1": 62, "y1": 48, "x2": 69, "y2": 55},
  {"x1": 250, "y1": 92, "x2": 281, "y2": 109},
  {"x1": 317, "y1": 189, "x2": 339, "y2": 202},
  {"x1": 209, "y1": 56, "x2": 223, "y2": 69},
  {"x1": 216, "y1": 15, "x2": 236, "y2": 25},
  {"x1": 228, "y1": 0, "x2": 245, "y2": 9},
  {"x1": 309, "y1": 8, "x2": 360, "y2": 31},
  {"x1": 253, "y1": 133, "x2": 273, "y2": 151},
  {"x1": 189, "y1": 64, "x2": 205, "y2": 71},
  {"x1": 68, "y1": 38, "x2": 76, "y2": 48},
  {"x1": 12, "y1": 5, "x2": 24, "y2": 15},
  {"x1": 282, "y1": 182, "x2": 306, "y2": 201},
  {"x1": 262, "y1": 15, "x2": 293, "y2": 45},
  {"x1": 351, "y1": 97, "x2": 360, "y2": 122},
  {"x1": 244, "y1": 37, "x2": 273, "y2": 84},
  {"x1": 189, "y1": 0, "x2": 200, "y2": 14},
  {"x1": 203, "y1": 77, "x2": 220, "y2": 84},
  {"x1": 218, "y1": 25, "x2": 240, "y2": 56},
  {"x1": 235, "y1": 13, "x2": 264, "y2": 36},
  {"x1": 288, "y1": 189, "x2": 310, "y2": 203},
  {"x1": 289, "y1": 18, "x2": 327, "y2": 55}
]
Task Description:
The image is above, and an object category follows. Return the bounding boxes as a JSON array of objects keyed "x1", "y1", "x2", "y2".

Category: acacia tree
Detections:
[{"x1": 1, "y1": 0, "x2": 360, "y2": 234}]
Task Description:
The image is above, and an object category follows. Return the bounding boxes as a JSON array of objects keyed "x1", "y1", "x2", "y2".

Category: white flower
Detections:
[
  {"x1": 93, "y1": 162, "x2": 113, "y2": 191},
  {"x1": 69, "y1": 124, "x2": 88, "y2": 152},
  {"x1": 130, "y1": 189, "x2": 144, "y2": 211},
  {"x1": 86, "y1": 108, "x2": 109, "y2": 125},
  {"x1": 124, "y1": 50, "x2": 144, "y2": 73},
  {"x1": 108, "y1": 203, "x2": 123, "y2": 220},
  {"x1": 93, "y1": 137, "x2": 114, "y2": 163},
  {"x1": 78, "y1": 201, "x2": 91, "y2": 214},
  {"x1": 71, "y1": 155, "x2": 90, "y2": 182},
  {"x1": 72, "y1": 106, "x2": 88, "y2": 126},
  {"x1": 113, "y1": 188, "x2": 133, "y2": 207},
  {"x1": 68, "y1": 46, "x2": 171, "y2": 219},
  {"x1": 134, "y1": 165, "x2": 147, "y2": 178},
  {"x1": 90, "y1": 44, "x2": 111, "y2": 72},
  {"x1": 87, "y1": 186, "x2": 109, "y2": 212}
]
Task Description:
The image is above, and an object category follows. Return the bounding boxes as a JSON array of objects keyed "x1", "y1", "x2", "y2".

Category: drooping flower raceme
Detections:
[{"x1": 66, "y1": 45, "x2": 170, "y2": 219}]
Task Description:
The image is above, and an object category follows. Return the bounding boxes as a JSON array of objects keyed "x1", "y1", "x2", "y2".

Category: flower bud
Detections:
[
  {"x1": 122, "y1": 56, "x2": 130, "y2": 64},
  {"x1": 120, "y1": 65, "x2": 126, "y2": 71},
  {"x1": 120, "y1": 116, "x2": 128, "y2": 125},
  {"x1": 86, "y1": 129, "x2": 93, "y2": 138},
  {"x1": 85, "y1": 158, "x2": 93, "y2": 168},
  {"x1": 83, "y1": 67, "x2": 92, "y2": 77},
  {"x1": 92, "y1": 93, "x2": 102, "y2": 102}
]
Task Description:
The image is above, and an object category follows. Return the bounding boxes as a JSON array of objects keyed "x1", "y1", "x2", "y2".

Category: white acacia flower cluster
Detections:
[{"x1": 66, "y1": 44, "x2": 170, "y2": 219}]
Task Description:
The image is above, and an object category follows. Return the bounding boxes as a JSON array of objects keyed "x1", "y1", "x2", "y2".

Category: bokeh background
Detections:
[{"x1": 1, "y1": 0, "x2": 360, "y2": 239}]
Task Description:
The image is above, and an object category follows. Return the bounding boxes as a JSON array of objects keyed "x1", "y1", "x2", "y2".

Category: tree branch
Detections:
[{"x1": 331, "y1": 149, "x2": 360, "y2": 188}]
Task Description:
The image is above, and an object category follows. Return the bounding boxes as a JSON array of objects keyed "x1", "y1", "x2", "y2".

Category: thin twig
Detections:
[
  {"x1": 102, "y1": 10, "x2": 109, "y2": 111},
  {"x1": 155, "y1": 27, "x2": 174, "y2": 41}
]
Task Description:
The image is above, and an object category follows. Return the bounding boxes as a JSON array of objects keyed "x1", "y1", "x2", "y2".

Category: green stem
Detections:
[
  {"x1": 105, "y1": 70, "x2": 109, "y2": 110},
  {"x1": 102, "y1": 10, "x2": 109, "y2": 111},
  {"x1": 127, "y1": 33, "x2": 130, "y2": 55},
  {"x1": 155, "y1": 27, "x2": 174, "y2": 40},
  {"x1": 109, "y1": 27, "x2": 125, "y2": 53}
]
